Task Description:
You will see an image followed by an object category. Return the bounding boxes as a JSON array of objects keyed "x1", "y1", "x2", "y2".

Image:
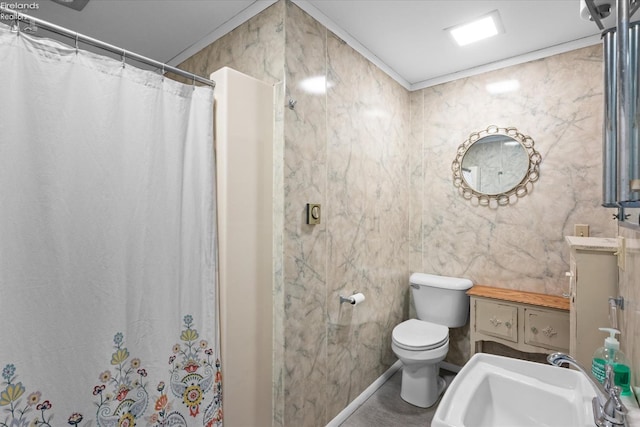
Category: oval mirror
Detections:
[{"x1": 452, "y1": 126, "x2": 541, "y2": 207}]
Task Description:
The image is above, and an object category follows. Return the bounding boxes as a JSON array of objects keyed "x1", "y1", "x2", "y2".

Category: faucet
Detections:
[{"x1": 547, "y1": 352, "x2": 628, "y2": 427}]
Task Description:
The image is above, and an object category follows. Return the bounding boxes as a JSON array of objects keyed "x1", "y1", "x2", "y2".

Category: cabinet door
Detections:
[
  {"x1": 525, "y1": 308, "x2": 570, "y2": 351},
  {"x1": 475, "y1": 300, "x2": 518, "y2": 342},
  {"x1": 573, "y1": 250, "x2": 618, "y2": 367}
]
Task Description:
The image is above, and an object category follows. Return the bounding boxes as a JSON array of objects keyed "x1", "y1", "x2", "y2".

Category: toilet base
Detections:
[{"x1": 400, "y1": 363, "x2": 447, "y2": 408}]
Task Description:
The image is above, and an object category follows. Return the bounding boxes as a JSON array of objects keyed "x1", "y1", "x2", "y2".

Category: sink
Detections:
[{"x1": 432, "y1": 353, "x2": 596, "y2": 427}]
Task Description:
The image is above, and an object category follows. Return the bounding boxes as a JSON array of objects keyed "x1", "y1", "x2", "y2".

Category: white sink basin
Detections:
[{"x1": 432, "y1": 353, "x2": 596, "y2": 427}]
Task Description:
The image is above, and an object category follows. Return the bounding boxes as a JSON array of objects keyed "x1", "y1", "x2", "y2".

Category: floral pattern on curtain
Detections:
[{"x1": 0, "y1": 315, "x2": 222, "y2": 427}]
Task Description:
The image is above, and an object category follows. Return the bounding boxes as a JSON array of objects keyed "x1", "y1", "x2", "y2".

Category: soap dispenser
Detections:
[{"x1": 591, "y1": 327, "x2": 631, "y2": 396}]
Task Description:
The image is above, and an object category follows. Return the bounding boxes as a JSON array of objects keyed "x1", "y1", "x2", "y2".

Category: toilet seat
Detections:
[{"x1": 392, "y1": 319, "x2": 448, "y2": 351}]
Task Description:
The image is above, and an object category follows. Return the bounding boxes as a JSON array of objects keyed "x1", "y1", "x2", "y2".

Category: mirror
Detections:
[{"x1": 452, "y1": 126, "x2": 541, "y2": 207}]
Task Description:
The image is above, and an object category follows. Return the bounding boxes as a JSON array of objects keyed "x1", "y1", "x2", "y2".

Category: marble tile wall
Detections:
[
  {"x1": 284, "y1": 3, "x2": 412, "y2": 425},
  {"x1": 324, "y1": 25, "x2": 411, "y2": 422},
  {"x1": 282, "y1": 4, "x2": 329, "y2": 425},
  {"x1": 177, "y1": 0, "x2": 631, "y2": 423}
]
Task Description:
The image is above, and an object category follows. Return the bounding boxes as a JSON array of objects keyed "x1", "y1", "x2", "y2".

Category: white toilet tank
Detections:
[{"x1": 410, "y1": 273, "x2": 473, "y2": 327}]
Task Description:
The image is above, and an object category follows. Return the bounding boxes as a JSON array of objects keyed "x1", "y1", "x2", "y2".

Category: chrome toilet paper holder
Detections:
[
  {"x1": 339, "y1": 294, "x2": 354, "y2": 304},
  {"x1": 340, "y1": 292, "x2": 362, "y2": 305}
]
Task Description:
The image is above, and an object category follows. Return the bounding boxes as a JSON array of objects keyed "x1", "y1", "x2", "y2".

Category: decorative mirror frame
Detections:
[{"x1": 452, "y1": 125, "x2": 542, "y2": 207}]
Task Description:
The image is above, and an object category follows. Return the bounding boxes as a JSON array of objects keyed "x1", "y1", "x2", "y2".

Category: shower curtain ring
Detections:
[
  {"x1": 122, "y1": 50, "x2": 126, "y2": 68},
  {"x1": 75, "y1": 33, "x2": 79, "y2": 54}
]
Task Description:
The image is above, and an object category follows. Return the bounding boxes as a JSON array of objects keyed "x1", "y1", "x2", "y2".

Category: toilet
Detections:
[{"x1": 391, "y1": 272, "x2": 473, "y2": 408}]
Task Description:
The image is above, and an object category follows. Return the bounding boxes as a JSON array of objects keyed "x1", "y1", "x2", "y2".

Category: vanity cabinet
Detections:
[
  {"x1": 565, "y1": 236, "x2": 618, "y2": 368},
  {"x1": 469, "y1": 286, "x2": 570, "y2": 356}
]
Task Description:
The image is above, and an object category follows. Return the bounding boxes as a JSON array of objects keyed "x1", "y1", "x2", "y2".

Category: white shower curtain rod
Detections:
[{"x1": 0, "y1": 6, "x2": 215, "y2": 88}]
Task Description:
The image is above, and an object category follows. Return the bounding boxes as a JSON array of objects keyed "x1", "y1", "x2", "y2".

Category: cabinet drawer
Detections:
[
  {"x1": 475, "y1": 300, "x2": 517, "y2": 342},
  {"x1": 524, "y1": 308, "x2": 569, "y2": 351}
]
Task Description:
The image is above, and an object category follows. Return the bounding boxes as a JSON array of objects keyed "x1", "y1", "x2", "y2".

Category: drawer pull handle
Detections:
[
  {"x1": 489, "y1": 317, "x2": 512, "y2": 329},
  {"x1": 542, "y1": 326, "x2": 557, "y2": 338},
  {"x1": 530, "y1": 326, "x2": 558, "y2": 338},
  {"x1": 489, "y1": 317, "x2": 502, "y2": 327}
]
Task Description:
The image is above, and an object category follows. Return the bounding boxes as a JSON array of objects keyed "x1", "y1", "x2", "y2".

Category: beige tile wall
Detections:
[
  {"x1": 283, "y1": 3, "x2": 412, "y2": 425},
  {"x1": 282, "y1": 4, "x2": 330, "y2": 425}
]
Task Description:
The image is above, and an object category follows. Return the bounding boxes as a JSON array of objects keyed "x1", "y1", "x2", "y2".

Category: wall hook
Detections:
[{"x1": 288, "y1": 99, "x2": 297, "y2": 110}]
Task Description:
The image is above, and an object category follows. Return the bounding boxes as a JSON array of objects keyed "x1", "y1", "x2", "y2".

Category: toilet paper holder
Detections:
[
  {"x1": 339, "y1": 292, "x2": 365, "y2": 305},
  {"x1": 339, "y1": 294, "x2": 355, "y2": 304}
]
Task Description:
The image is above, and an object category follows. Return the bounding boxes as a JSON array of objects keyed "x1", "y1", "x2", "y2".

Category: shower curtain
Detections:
[{"x1": 0, "y1": 23, "x2": 221, "y2": 427}]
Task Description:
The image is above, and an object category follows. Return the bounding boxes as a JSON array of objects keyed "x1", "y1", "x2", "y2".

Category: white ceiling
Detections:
[{"x1": 9, "y1": 0, "x2": 632, "y2": 90}]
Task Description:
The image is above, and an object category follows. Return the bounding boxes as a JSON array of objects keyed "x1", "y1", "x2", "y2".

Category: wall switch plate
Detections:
[
  {"x1": 617, "y1": 236, "x2": 626, "y2": 270},
  {"x1": 574, "y1": 224, "x2": 590, "y2": 237},
  {"x1": 306, "y1": 203, "x2": 321, "y2": 225}
]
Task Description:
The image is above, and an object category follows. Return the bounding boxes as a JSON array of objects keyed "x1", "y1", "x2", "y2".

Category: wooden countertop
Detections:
[{"x1": 467, "y1": 285, "x2": 570, "y2": 311}]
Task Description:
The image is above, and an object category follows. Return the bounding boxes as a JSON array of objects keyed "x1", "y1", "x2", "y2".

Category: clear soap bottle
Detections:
[{"x1": 591, "y1": 328, "x2": 631, "y2": 396}]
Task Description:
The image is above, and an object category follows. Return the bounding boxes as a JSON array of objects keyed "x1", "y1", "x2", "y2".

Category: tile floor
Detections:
[{"x1": 339, "y1": 369, "x2": 456, "y2": 427}]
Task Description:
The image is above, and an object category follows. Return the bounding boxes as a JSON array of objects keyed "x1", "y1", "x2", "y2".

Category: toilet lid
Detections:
[{"x1": 392, "y1": 319, "x2": 448, "y2": 351}]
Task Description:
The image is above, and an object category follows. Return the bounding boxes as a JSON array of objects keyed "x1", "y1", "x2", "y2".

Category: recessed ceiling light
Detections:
[{"x1": 448, "y1": 10, "x2": 503, "y2": 47}]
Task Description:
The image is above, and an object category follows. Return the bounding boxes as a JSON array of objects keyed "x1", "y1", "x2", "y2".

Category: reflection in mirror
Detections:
[
  {"x1": 452, "y1": 126, "x2": 541, "y2": 207},
  {"x1": 462, "y1": 134, "x2": 529, "y2": 194}
]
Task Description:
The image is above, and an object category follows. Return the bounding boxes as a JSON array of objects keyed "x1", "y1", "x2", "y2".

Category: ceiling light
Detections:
[{"x1": 448, "y1": 11, "x2": 503, "y2": 47}]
